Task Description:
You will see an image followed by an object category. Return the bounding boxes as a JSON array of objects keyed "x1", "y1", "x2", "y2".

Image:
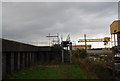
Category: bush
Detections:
[
  {"x1": 72, "y1": 48, "x2": 87, "y2": 58},
  {"x1": 72, "y1": 54, "x2": 114, "y2": 79},
  {"x1": 51, "y1": 44, "x2": 62, "y2": 53}
]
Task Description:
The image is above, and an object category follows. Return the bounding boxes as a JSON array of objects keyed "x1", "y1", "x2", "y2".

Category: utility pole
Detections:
[
  {"x1": 61, "y1": 35, "x2": 64, "y2": 63},
  {"x1": 69, "y1": 42, "x2": 72, "y2": 63},
  {"x1": 84, "y1": 34, "x2": 87, "y2": 53}
]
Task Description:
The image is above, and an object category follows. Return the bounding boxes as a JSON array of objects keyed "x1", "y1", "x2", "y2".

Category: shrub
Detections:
[
  {"x1": 72, "y1": 48, "x2": 87, "y2": 58},
  {"x1": 72, "y1": 53, "x2": 114, "y2": 79},
  {"x1": 51, "y1": 44, "x2": 62, "y2": 53}
]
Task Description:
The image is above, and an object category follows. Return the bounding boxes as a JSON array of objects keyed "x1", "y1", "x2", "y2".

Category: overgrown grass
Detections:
[
  {"x1": 10, "y1": 64, "x2": 89, "y2": 79},
  {"x1": 72, "y1": 56, "x2": 114, "y2": 79},
  {"x1": 71, "y1": 49, "x2": 115, "y2": 79}
]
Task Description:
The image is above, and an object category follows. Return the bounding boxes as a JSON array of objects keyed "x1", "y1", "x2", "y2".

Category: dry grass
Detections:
[{"x1": 72, "y1": 55, "x2": 114, "y2": 79}]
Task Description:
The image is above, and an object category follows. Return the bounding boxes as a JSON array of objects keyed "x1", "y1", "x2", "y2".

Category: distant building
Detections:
[{"x1": 72, "y1": 45, "x2": 91, "y2": 50}]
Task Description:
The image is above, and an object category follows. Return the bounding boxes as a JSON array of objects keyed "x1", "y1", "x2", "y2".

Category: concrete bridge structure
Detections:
[{"x1": 2, "y1": 39, "x2": 61, "y2": 79}]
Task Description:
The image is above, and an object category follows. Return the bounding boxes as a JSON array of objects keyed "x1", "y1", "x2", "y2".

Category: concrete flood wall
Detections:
[{"x1": 2, "y1": 39, "x2": 61, "y2": 79}]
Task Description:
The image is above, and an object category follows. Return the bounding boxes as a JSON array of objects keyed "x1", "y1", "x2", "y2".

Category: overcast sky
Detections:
[{"x1": 2, "y1": 2, "x2": 119, "y2": 48}]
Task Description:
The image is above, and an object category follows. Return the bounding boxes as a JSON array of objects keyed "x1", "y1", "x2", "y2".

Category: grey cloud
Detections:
[{"x1": 2, "y1": 2, "x2": 118, "y2": 45}]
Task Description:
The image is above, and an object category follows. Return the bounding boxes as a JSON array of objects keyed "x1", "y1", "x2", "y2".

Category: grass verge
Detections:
[{"x1": 10, "y1": 64, "x2": 89, "y2": 79}]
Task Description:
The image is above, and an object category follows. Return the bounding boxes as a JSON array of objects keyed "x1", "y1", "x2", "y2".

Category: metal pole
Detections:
[
  {"x1": 69, "y1": 42, "x2": 72, "y2": 63},
  {"x1": 61, "y1": 35, "x2": 64, "y2": 63},
  {"x1": 84, "y1": 34, "x2": 87, "y2": 53},
  {"x1": 48, "y1": 33, "x2": 50, "y2": 46}
]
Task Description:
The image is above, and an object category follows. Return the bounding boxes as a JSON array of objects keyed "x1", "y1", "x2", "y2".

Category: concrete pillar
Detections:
[
  {"x1": 10, "y1": 52, "x2": 14, "y2": 74},
  {"x1": 28, "y1": 53, "x2": 32, "y2": 67},
  {"x1": 114, "y1": 34, "x2": 116, "y2": 46},
  {"x1": 41, "y1": 52, "x2": 44, "y2": 63},
  {"x1": 34, "y1": 53, "x2": 37, "y2": 64},
  {"x1": 8, "y1": 52, "x2": 14, "y2": 74},
  {"x1": 14, "y1": 53, "x2": 17, "y2": 72},
  {"x1": 14, "y1": 52, "x2": 20, "y2": 71},
  {"x1": 46, "y1": 53, "x2": 50, "y2": 62},
  {"x1": 6, "y1": 53, "x2": 10, "y2": 75},
  {"x1": 17, "y1": 53, "x2": 20, "y2": 70},
  {"x1": 35, "y1": 52, "x2": 38, "y2": 64},
  {"x1": 24, "y1": 53, "x2": 27, "y2": 67},
  {"x1": 23, "y1": 53, "x2": 25, "y2": 68},
  {"x1": 34, "y1": 52, "x2": 37, "y2": 64},
  {"x1": 37, "y1": 52, "x2": 40, "y2": 62},
  {"x1": 28, "y1": 53, "x2": 30, "y2": 67},
  {"x1": 44, "y1": 52, "x2": 46, "y2": 62},
  {"x1": 30, "y1": 52, "x2": 32, "y2": 66},
  {"x1": 39, "y1": 53, "x2": 42, "y2": 62},
  {"x1": 31, "y1": 52, "x2": 34, "y2": 65},
  {"x1": 20, "y1": 52, "x2": 25, "y2": 69},
  {"x1": 38, "y1": 52, "x2": 42, "y2": 64},
  {"x1": 2, "y1": 53, "x2": 6, "y2": 79},
  {"x1": 117, "y1": 32, "x2": 120, "y2": 51},
  {"x1": 35, "y1": 52, "x2": 37, "y2": 63},
  {"x1": 25, "y1": 53, "x2": 29, "y2": 68}
]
